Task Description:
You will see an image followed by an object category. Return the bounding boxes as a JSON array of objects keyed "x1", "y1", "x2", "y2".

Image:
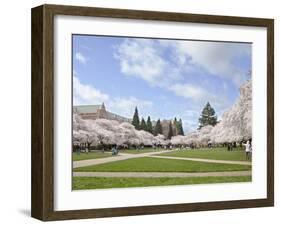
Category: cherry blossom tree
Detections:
[
  {"x1": 210, "y1": 80, "x2": 252, "y2": 143},
  {"x1": 197, "y1": 125, "x2": 213, "y2": 146},
  {"x1": 171, "y1": 135, "x2": 185, "y2": 146},
  {"x1": 73, "y1": 112, "x2": 87, "y2": 131},
  {"x1": 180, "y1": 79, "x2": 252, "y2": 146},
  {"x1": 118, "y1": 122, "x2": 139, "y2": 146},
  {"x1": 87, "y1": 119, "x2": 117, "y2": 146},
  {"x1": 154, "y1": 134, "x2": 167, "y2": 146},
  {"x1": 136, "y1": 130, "x2": 154, "y2": 146},
  {"x1": 184, "y1": 131, "x2": 199, "y2": 146}
]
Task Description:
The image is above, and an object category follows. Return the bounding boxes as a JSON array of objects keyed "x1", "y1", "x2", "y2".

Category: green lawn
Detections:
[
  {"x1": 120, "y1": 148, "x2": 162, "y2": 154},
  {"x1": 158, "y1": 148, "x2": 249, "y2": 161},
  {"x1": 73, "y1": 176, "x2": 252, "y2": 190},
  {"x1": 73, "y1": 152, "x2": 112, "y2": 161},
  {"x1": 74, "y1": 157, "x2": 251, "y2": 172}
]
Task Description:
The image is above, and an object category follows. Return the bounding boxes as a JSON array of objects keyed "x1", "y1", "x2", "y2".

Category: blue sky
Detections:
[{"x1": 73, "y1": 35, "x2": 251, "y2": 133}]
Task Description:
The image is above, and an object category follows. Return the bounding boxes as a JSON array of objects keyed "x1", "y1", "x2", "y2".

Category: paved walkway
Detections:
[
  {"x1": 150, "y1": 155, "x2": 252, "y2": 165},
  {"x1": 73, "y1": 150, "x2": 173, "y2": 168},
  {"x1": 73, "y1": 171, "x2": 251, "y2": 178}
]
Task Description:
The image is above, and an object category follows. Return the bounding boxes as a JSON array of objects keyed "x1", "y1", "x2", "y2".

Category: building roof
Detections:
[
  {"x1": 73, "y1": 105, "x2": 101, "y2": 114},
  {"x1": 73, "y1": 104, "x2": 131, "y2": 122}
]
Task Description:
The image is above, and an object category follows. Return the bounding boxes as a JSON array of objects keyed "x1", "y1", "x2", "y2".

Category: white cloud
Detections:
[
  {"x1": 169, "y1": 83, "x2": 206, "y2": 101},
  {"x1": 115, "y1": 39, "x2": 251, "y2": 87},
  {"x1": 182, "y1": 118, "x2": 198, "y2": 133},
  {"x1": 108, "y1": 97, "x2": 153, "y2": 118},
  {"x1": 184, "y1": 109, "x2": 200, "y2": 118},
  {"x1": 169, "y1": 83, "x2": 230, "y2": 112},
  {"x1": 75, "y1": 52, "x2": 88, "y2": 64},
  {"x1": 114, "y1": 39, "x2": 243, "y2": 126},
  {"x1": 170, "y1": 41, "x2": 251, "y2": 86},
  {"x1": 73, "y1": 75, "x2": 153, "y2": 118},
  {"x1": 114, "y1": 39, "x2": 182, "y2": 87},
  {"x1": 73, "y1": 76, "x2": 109, "y2": 105},
  {"x1": 164, "y1": 109, "x2": 199, "y2": 133}
]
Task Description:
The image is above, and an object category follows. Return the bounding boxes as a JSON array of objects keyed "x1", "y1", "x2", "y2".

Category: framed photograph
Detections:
[{"x1": 31, "y1": 4, "x2": 274, "y2": 221}]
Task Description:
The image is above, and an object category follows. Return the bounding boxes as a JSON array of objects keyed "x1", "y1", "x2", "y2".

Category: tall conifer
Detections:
[
  {"x1": 167, "y1": 121, "x2": 173, "y2": 139},
  {"x1": 132, "y1": 107, "x2": 140, "y2": 130},
  {"x1": 146, "y1": 116, "x2": 153, "y2": 134},
  {"x1": 198, "y1": 102, "x2": 218, "y2": 129},
  {"x1": 153, "y1": 119, "x2": 162, "y2": 135},
  {"x1": 178, "y1": 119, "x2": 184, "y2": 135},
  {"x1": 140, "y1": 118, "x2": 147, "y2": 131}
]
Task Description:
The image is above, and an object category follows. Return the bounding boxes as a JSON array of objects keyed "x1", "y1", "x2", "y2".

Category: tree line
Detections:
[
  {"x1": 131, "y1": 107, "x2": 184, "y2": 138},
  {"x1": 132, "y1": 101, "x2": 219, "y2": 139}
]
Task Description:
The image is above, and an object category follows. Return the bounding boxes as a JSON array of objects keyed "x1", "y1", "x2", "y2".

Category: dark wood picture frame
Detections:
[{"x1": 31, "y1": 4, "x2": 274, "y2": 221}]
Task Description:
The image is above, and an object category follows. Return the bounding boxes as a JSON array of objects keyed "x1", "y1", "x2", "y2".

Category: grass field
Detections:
[
  {"x1": 73, "y1": 175, "x2": 252, "y2": 190},
  {"x1": 120, "y1": 148, "x2": 162, "y2": 154},
  {"x1": 158, "y1": 148, "x2": 249, "y2": 161},
  {"x1": 74, "y1": 157, "x2": 251, "y2": 172},
  {"x1": 73, "y1": 152, "x2": 112, "y2": 161}
]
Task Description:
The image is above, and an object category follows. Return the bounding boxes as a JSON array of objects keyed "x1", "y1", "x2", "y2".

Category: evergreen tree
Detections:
[
  {"x1": 140, "y1": 118, "x2": 147, "y2": 131},
  {"x1": 177, "y1": 119, "x2": 184, "y2": 135},
  {"x1": 167, "y1": 121, "x2": 173, "y2": 139},
  {"x1": 153, "y1": 119, "x2": 162, "y2": 136},
  {"x1": 198, "y1": 102, "x2": 218, "y2": 129},
  {"x1": 132, "y1": 107, "x2": 140, "y2": 130},
  {"x1": 146, "y1": 116, "x2": 153, "y2": 134},
  {"x1": 173, "y1": 117, "x2": 178, "y2": 135}
]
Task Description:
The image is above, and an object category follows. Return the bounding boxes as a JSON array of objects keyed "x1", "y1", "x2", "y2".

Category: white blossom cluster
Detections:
[
  {"x1": 210, "y1": 79, "x2": 252, "y2": 143},
  {"x1": 73, "y1": 114, "x2": 167, "y2": 147}
]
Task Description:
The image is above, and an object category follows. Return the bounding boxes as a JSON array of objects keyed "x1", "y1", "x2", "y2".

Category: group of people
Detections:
[
  {"x1": 89, "y1": 139, "x2": 253, "y2": 160},
  {"x1": 226, "y1": 140, "x2": 252, "y2": 161}
]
